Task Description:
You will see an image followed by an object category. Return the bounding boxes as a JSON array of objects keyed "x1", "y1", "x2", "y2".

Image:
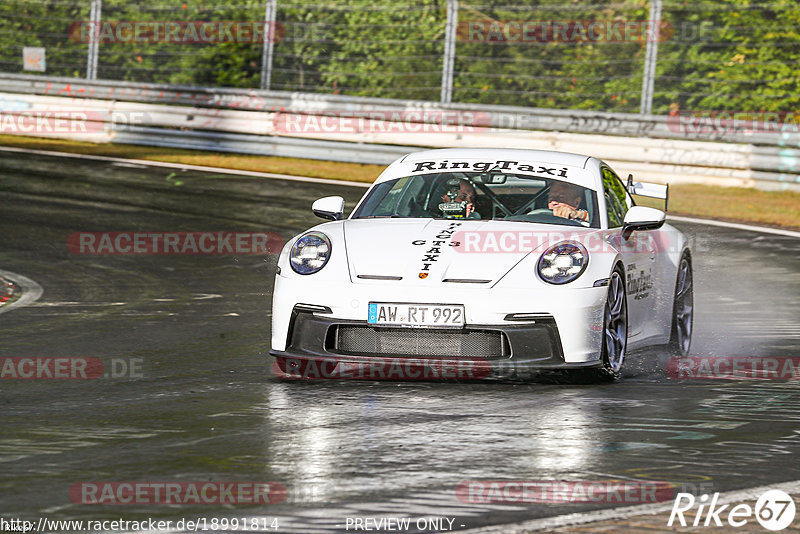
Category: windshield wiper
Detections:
[{"x1": 353, "y1": 214, "x2": 405, "y2": 219}]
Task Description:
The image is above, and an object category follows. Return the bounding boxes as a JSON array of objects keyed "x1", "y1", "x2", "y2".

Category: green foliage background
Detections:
[{"x1": 0, "y1": 0, "x2": 798, "y2": 114}]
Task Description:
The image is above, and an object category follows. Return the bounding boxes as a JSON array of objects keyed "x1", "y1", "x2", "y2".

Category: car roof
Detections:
[
  {"x1": 375, "y1": 148, "x2": 599, "y2": 189},
  {"x1": 399, "y1": 148, "x2": 592, "y2": 168}
]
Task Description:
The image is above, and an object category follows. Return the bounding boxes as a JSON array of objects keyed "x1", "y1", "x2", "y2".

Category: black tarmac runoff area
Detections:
[{"x1": 1, "y1": 149, "x2": 799, "y2": 533}]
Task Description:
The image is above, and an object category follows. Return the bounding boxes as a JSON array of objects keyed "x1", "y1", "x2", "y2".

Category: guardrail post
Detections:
[
  {"x1": 441, "y1": 0, "x2": 458, "y2": 103},
  {"x1": 640, "y1": 0, "x2": 662, "y2": 115},
  {"x1": 260, "y1": 0, "x2": 278, "y2": 90},
  {"x1": 86, "y1": 0, "x2": 102, "y2": 80}
]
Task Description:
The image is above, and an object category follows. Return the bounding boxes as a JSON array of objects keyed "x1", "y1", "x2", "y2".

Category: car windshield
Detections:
[{"x1": 351, "y1": 172, "x2": 600, "y2": 228}]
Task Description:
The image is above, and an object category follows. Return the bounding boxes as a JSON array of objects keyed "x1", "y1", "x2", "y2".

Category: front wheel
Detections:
[
  {"x1": 668, "y1": 255, "x2": 693, "y2": 356},
  {"x1": 580, "y1": 268, "x2": 628, "y2": 383},
  {"x1": 601, "y1": 269, "x2": 629, "y2": 380}
]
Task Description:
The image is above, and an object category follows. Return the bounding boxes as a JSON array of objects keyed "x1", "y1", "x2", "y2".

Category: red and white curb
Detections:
[{"x1": 0, "y1": 269, "x2": 43, "y2": 315}]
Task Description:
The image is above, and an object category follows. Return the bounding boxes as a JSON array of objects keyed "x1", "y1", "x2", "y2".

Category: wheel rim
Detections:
[
  {"x1": 674, "y1": 258, "x2": 693, "y2": 354},
  {"x1": 604, "y1": 271, "x2": 627, "y2": 372}
]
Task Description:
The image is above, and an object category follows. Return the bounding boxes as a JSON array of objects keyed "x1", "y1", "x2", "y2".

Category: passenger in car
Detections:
[{"x1": 441, "y1": 179, "x2": 481, "y2": 219}]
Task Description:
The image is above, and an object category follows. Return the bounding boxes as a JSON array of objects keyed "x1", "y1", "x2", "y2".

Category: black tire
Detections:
[
  {"x1": 668, "y1": 253, "x2": 693, "y2": 356},
  {"x1": 581, "y1": 267, "x2": 628, "y2": 382}
]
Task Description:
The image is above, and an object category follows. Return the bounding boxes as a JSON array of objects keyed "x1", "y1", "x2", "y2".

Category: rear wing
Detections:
[{"x1": 626, "y1": 174, "x2": 669, "y2": 211}]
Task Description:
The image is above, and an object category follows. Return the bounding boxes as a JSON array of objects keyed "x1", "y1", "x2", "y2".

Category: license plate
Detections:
[{"x1": 368, "y1": 303, "x2": 465, "y2": 327}]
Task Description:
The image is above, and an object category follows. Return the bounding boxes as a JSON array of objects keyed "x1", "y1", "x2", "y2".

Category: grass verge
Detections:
[
  {"x1": 0, "y1": 134, "x2": 383, "y2": 183},
  {"x1": 636, "y1": 184, "x2": 800, "y2": 230},
  {"x1": 2, "y1": 134, "x2": 799, "y2": 229}
]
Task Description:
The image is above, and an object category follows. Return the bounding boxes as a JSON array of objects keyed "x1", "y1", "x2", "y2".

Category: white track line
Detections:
[
  {"x1": 459, "y1": 479, "x2": 800, "y2": 533},
  {"x1": 0, "y1": 269, "x2": 43, "y2": 315},
  {"x1": 669, "y1": 215, "x2": 800, "y2": 239},
  {"x1": 3, "y1": 145, "x2": 800, "y2": 237},
  {"x1": 0, "y1": 145, "x2": 371, "y2": 188}
]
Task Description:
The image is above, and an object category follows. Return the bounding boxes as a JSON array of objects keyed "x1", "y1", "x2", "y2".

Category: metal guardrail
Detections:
[
  {"x1": 113, "y1": 126, "x2": 417, "y2": 165},
  {"x1": 2, "y1": 73, "x2": 800, "y2": 148},
  {"x1": 1, "y1": 78, "x2": 799, "y2": 190},
  {"x1": 109, "y1": 127, "x2": 800, "y2": 190}
]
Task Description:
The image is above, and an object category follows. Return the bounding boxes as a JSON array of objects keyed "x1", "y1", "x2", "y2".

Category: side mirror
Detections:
[
  {"x1": 622, "y1": 206, "x2": 665, "y2": 239},
  {"x1": 312, "y1": 196, "x2": 344, "y2": 221}
]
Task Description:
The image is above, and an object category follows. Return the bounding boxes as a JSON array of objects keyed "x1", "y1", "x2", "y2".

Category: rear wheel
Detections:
[{"x1": 668, "y1": 255, "x2": 693, "y2": 356}]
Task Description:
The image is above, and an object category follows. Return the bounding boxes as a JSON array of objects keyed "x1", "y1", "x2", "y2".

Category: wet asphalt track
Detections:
[{"x1": 1, "y1": 150, "x2": 800, "y2": 533}]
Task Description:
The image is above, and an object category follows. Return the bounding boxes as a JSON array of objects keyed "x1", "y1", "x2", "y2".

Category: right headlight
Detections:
[
  {"x1": 537, "y1": 241, "x2": 588, "y2": 284},
  {"x1": 289, "y1": 232, "x2": 331, "y2": 275}
]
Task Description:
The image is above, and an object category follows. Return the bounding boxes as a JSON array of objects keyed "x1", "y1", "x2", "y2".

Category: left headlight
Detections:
[
  {"x1": 289, "y1": 232, "x2": 331, "y2": 275},
  {"x1": 537, "y1": 241, "x2": 588, "y2": 284}
]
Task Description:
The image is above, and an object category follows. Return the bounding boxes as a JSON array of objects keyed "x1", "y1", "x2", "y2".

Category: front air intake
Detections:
[{"x1": 329, "y1": 325, "x2": 510, "y2": 359}]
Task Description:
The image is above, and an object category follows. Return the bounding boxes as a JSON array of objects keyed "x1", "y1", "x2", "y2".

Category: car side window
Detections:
[{"x1": 602, "y1": 167, "x2": 628, "y2": 228}]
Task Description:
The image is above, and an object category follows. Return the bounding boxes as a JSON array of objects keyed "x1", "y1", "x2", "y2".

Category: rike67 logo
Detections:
[{"x1": 669, "y1": 489, "x2": 796, "y2": 531}]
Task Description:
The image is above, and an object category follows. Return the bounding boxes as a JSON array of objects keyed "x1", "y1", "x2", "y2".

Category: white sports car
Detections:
[{"x1": 270, "y1": 149, "x2": 693, "y2": 381}]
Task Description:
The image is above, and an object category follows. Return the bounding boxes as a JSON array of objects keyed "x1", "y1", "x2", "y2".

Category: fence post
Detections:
[
  {"x1": 441, "y1": 0, "x2": 458, "y2": 103},
  {"x1": 86, "y1": 0, "x2": 102, "y2": 79},
  {"x1": 640, "y1": 0, "x2": 662, "y2": 115},
  {"x1": 260, "y1": 0, "x2": 278, "y2": 90}
]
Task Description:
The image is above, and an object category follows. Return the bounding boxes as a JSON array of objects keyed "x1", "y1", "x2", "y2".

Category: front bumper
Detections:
[
  {"x1": 270, "y1": 308, "x2": 603, "y2": 380},
  {"x1": 271, "y1": 273, "x2": 608, "y2": 368}
]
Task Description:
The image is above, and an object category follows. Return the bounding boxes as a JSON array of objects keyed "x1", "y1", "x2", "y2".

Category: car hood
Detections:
[{"x1": 342, "y1": 218, "x2": 598, "y2": 286}]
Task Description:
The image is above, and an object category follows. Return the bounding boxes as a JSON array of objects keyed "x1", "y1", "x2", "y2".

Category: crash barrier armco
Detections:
[{"x1": 1, "y1": 73, "x2": 799, "y2": 191}]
